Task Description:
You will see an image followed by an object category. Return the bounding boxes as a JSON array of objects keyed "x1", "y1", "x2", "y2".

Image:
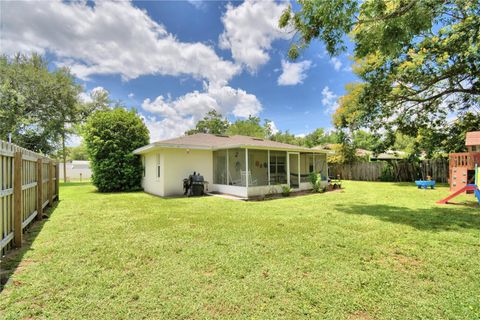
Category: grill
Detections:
[{"x1": 183, "y1": 172, "x2": 205, "y2": 196}]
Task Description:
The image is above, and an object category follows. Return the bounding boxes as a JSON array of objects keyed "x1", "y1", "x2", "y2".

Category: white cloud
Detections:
[
  {"x1": 78, "y1": 86, "x2": 108, "y2": 103},
  {"x1": 141, "y1": 83, "x2": 262, "y2": 141},
  {"x1": 142, "y1": 115, "x2": 195, "y2": 142},
  {"x1": 219, "y1": 0, "x2": 290, "y2": 72},
  {"x1": 321, "y1": 86, "x2": 339, "y2": 114},
  {"x1": 330, "y1": 57, "x2": 342, "y2": 71},
  {"x1": 267, "y1": 121, "x2": 279, "y2": 134},
  {"x1": 277, "y1": 60, "x2": 312, "y2": 86},
  {"x1": 128, "y1": 93, "x2": 135, "y2": 99},
  {"x1": 1, "y1": 1, "x2": 239, "y2": 84},
  {"x1": 187, "y1": 0, "x2": 205, "y2": 9}
]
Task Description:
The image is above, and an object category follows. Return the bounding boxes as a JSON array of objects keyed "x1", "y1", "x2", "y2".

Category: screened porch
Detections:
[{"x1": 211, "y1": 148, "x2": 328, "y2": 197}]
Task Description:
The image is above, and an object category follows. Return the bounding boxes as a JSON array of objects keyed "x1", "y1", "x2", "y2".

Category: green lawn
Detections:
[{"x1": 1, "y1": 181, "x2": 480, "y2": 319}]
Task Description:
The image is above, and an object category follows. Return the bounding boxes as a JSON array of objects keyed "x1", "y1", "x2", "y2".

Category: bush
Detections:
[
  {"x1": 309, "y1": 172, "x2": 323, "y2": 192},
  {"x1": 83, "y1": 108, "x2": 149, "y2": 192},
  {"x1": 379, "y1": 163, "x2": 395, "y2": 182},
  {"x1": 281, "y1": 185, "x2": 292, "y2": 197}
]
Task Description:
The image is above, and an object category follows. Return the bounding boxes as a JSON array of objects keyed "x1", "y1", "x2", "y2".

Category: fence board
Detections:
[
  {"x1": 0, "y1": 140, "x2": 59, "y2": 255},
  {"x1": 329, "y1": 159, "x2": 449, "y2": 183}
]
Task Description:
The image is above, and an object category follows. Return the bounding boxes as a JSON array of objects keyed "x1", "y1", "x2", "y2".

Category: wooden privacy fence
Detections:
[
  {"x1": 0, "y1": 140, "x2": 59, "y2": 255},
  {"x1": 329, "y1": 159, "x2": 449, "y2": 183}
]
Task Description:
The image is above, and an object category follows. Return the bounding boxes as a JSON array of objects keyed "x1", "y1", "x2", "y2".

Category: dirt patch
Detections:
[
  {"x1": 392, "y1": 253, "x2": 422, "y2": 269},
  {"x1": 348, "y1": 310, "x2": 375, "y2": 320}
]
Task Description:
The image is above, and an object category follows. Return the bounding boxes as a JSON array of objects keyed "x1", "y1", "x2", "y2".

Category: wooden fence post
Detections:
[
  {"x1": 48, "y1": 161, "x2": 54, "y2": 206},
  {"x1": 37, "y1": 158, "x2": 43, "y2": 220},
  {"x1": 13, "y1": 151, "x2": 23, "y2": 248}
]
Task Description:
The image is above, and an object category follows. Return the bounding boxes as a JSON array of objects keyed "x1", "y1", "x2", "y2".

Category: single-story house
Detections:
[{"x1": 133, "y1": 133, "x2": 329, "y2": 198}]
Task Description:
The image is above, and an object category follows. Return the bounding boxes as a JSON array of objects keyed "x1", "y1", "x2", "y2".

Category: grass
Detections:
[{"x1": 1, "y1": 181, "x2": 480, "y2": 319}]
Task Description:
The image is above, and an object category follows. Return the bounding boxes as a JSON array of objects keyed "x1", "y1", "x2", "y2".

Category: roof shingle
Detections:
[{"x1": 134, "y1": 133, "x2": 325, "y2": 154}]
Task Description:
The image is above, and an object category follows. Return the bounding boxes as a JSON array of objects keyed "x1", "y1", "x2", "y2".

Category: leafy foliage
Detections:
[
  {"x1": 308, "y1": 172, "x2": 324, "y2": 192},
  {"x1": 0, "y1": 54, "x2": 82, "y2": 154},
  {"x1": 281, "y1": 0, "x2": 480, "y2": 152},
  {"x1": 185, "y1": 110, "x2": 230, "y2": 135},
  {"x1": 83, "y1": 108, "x2": 149, "y2": 192},
  {"x1": 226, "y1": 116, "x2": 271, "y2": 138}
]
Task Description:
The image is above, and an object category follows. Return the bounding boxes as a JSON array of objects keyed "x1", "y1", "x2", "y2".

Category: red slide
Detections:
[{"x1": 437, "y1": 185, "x2": 477, "y2": 204}]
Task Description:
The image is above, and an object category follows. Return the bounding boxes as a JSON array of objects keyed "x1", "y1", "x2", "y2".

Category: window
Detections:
[
  {"x1": 472, "y1": 145, "x2": 478, "y2": 152},
  {"x1": 142, "y1": 156, "x2": 145, "y2": 177},
  {"x1": 156, "y1": 154, "x2": 161, "y2": 180}
]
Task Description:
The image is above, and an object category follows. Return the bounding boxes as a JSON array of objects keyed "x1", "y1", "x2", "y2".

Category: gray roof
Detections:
[{"x1": 134, "y1": 133, "x2": 327, "y2": 154}]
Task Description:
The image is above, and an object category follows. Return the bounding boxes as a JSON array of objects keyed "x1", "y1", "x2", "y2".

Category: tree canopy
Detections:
[
  {"x1": 185, "y1": 110, "x2": 230, "y2": 135},
  {"x1": 280, "y1": 0, "x2": 480, "y2": 154},
  {"x1": 0, "y1": 54, "x2": 82, "y2": 154},
  {"x1": 83, "y1": 108, "x2": 149, "y2": 192}
]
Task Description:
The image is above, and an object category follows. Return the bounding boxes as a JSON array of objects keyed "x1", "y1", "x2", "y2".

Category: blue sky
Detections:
[{"x1": 1, "y1": 0, "x2": 358, "y2": 144}]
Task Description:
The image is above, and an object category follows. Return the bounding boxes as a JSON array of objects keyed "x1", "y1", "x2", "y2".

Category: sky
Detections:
[{"x1": 0, "y1": 0, "x2": 358, "y2": 145}]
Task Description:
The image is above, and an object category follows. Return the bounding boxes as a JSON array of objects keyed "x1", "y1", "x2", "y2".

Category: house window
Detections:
[
  {"x1": 156, "y1": 154, "x2": 161, "y2": 180},
  {"x1": 472, "y1": 145, "x2": 478, "y2": 152},
  {"x1": 142, "y1": 156, "x2": 145, "y2": 177}
]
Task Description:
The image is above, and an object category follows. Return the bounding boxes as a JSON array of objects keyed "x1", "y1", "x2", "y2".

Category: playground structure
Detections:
[{"x1": 437, "y1": 131, "x2": 480, "y2": 205}]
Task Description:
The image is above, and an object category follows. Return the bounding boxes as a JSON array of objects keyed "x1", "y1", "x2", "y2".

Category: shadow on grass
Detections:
[
  {"x1": 0, "y1": 201, "x2": 59, "y2": 292},
  {"x1": 335, "y1": 203, "x2": 480, "y2": 231}
]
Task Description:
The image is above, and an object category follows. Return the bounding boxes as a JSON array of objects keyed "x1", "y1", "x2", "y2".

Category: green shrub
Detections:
[
  {"x1": 309, "y1": 172, "x2": 323, "y2": 192},
  {"x1": 83, "y1": 108, "x2": 149, "y2": 192},
  {"x1": 281, "y1": 185, "x2": 292, "y2": 197},
  {"x1": 379, "y1": 163, "x2": 395, "y2": 182}
]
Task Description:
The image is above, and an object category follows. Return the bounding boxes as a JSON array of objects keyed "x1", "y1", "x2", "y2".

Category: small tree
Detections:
[{"x1": 83, "y1": 108, "x2": 149, "y2": 192}]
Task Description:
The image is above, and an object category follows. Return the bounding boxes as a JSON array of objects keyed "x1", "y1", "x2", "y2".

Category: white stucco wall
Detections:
[
  {"x1": 163, "y1": 148, "x2": 213, "y2": 196},
  {"x1": 142, "y1": 152, "x2": 165, "y2": 197},
  {"x1": 142, "y1": 148, "x2": 213, "y2": 197}
]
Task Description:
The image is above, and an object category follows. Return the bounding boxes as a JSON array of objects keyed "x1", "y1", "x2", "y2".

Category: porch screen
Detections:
[
  {"x1": 213, "y1": 150, "x2": 227, "y2": 184},
  {"x1": 248, "y1": 150, "x2": 268, "y2": 186},
  {"x1": 269, "y1": 151, "x2": 287, "y2": 184},
  {"x1": 227, "y1": 148, "x2": 246, "y2": 186},
  {"x1": 300, "y1": 153, "x2": 312, "y2": 183}
]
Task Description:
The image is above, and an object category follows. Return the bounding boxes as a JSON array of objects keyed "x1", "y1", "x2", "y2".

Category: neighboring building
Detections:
[
  {"x1": 369, "y1": 150, "x2": 406, "y2": 161},
  {"x1": 59, "y1": 160, "x2": 92, "y2": 181},
  {"x1": 133, "y1": 133, "x2": 329, "y2": 198}
]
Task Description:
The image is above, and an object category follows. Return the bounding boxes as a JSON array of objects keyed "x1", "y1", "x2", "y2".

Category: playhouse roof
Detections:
[{"x1": 465, "y1": 131, "x2": 480, "y2": 146}]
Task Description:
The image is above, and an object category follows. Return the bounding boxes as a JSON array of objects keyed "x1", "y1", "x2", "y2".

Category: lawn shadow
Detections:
[
  {"x1": 335, "y1": 203, "x2": 480, "y2": 231},
  {"x1": 0, "y1": 201, "x2": 59, "y2": 292}
]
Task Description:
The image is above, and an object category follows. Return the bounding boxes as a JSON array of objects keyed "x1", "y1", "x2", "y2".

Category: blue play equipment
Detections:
[{"x1": 415, "y1": 180, "x2": 436, "y2": 189}]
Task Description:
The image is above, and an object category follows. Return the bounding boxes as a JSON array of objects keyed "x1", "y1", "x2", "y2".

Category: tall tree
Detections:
[
  {"x1": 280, "y1": 1, "x2": 480, "y2": 148},
  {"x1": 226, "y1": 116, "x2": 271, "y2": 138},
  {"x1": 0, "y1": 54, "x2": 82, "y2": 154},
  {"x1": 185, "y1": 110, "x2": 230, "y2": 135}
]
